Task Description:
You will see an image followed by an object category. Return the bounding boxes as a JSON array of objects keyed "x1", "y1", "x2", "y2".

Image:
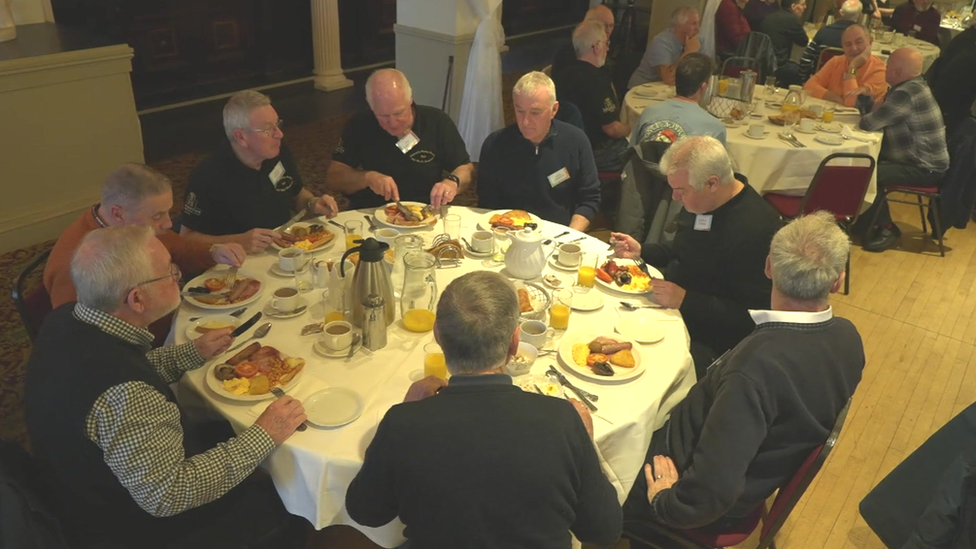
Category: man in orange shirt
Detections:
[{"x1": 804, "y1": 24, "x2": 887, "y2": 107}]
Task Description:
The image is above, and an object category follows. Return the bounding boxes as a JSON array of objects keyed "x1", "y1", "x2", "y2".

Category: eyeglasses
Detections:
[
  {"x1": 137, "y1": 263, "x2": 182, "y2": 287},
  {"x1": 244, "y1": 119, "x2": 284, "y2": 136}
]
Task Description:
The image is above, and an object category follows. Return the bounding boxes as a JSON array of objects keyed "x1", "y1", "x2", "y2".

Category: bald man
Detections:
[
  {"x1": 326, "y1": 69, "x2": 474, "y2": 210},
  {"x1": 551, "y1": 5, "x2": 615, "y2": 80},
  {"x1": 859, "y1": 48, "x2": 948, "y2": 252}
]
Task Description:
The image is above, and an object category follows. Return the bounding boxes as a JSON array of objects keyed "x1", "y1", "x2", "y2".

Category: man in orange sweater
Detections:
[
  {"x1": 804, "y1": 24, "x2": 887, "y2": 107},
  {"x1": 44, "y1": 163, "x2": 246, "y2": 310}
]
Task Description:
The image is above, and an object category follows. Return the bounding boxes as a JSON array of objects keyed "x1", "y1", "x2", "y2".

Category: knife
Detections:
[
  {"x1": 547, "y1": 366, "x2": 598, "y2": 411},
  {"x1": 273, "y1": 209, "x2": 307, "y2": 233},
  {"x1": 231, "y1": 312, "x2": 262, "y2": 338}
]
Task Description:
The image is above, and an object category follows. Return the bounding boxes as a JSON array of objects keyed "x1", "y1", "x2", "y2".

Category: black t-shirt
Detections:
[
  {"x1": 182, "y1": 141, "x2": 303, "y2": 235},
  {"x1": 551, "y1": 60, "x2": 620, "y2": 149},
  {"x1": 761, "y1": 9, "x2": 809, "y2": 66},
  {"x1": 331, "y1": 104, "x2": 471, "y2": 210}
]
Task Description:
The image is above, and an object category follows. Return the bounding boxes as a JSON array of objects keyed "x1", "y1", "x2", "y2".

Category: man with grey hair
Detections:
[
  {"x1": 611, "y1": 136, "x2": 781, "y2": 377},
  {"x1": 628, "y1": 7, "x2": 701, "y2": 88},
  {"x1": 797, "y1": 0, "x2": 861, "y2": 81},
  {"x1": 477, "y1": 71, "x2": 601, "y2": 231},
  {"x1": 182, "y1": 89, "x2": 338, "y2": 253},
  {"x1": 551, "y1": 4, "x2": 616, "y2": 79},
  {"x1": 552, "y1": 20, "x2": 630, "y2": 171},
  {"x1": 327, "y1": 68, "x2": 474, "y2": 210},
  {"x1": 27, "y1": 226, "x2": 309, "y2": 548},
  {"x1": 622, "y1": 212, "x2": 864, "y2": 541},
  {"x1": 346, "y1": 271, "x2": 622, "y2": 548},
  {"x1": 44, "y1": 163, "x2": 245, "y2": 316}
]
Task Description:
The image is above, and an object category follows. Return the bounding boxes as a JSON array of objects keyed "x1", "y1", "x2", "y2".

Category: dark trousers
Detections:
[{"x1": 862, "y1": 161, "x2": 944, "y2": 229}]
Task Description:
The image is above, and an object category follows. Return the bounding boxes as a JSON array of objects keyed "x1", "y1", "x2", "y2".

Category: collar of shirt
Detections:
[
  {"x1": 447, "y1": 373, "x2": 513, "y2": 387},
  {"x1": 72, "y1": 303, "x2": 154, "y2": 352},
  {"x1": 748, "y1": 306, "x2": 834, "y2": 326},
  {"x1": 889, "y1": 75, "x2": 923, "y2": 93},
  {"x1": 91, "y1": 204, "x2": 108, "y2": 228},
  {"x1": 521, "y1": 123, "x2": 559, "y2": 152}
]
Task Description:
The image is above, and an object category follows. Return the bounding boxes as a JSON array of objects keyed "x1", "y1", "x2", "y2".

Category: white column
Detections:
[
  {"x1": 311, "y1": 0, "x2": 352, "y2": 91},
  {"x1": 0, "y1": 0, "x2": 16, "y2": 43}
]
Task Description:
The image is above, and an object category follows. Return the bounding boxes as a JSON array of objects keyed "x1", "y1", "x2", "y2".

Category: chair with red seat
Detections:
[
  {"x1": 816, "y1": 47, "x2": 844, "y2": 73},
  {"x1": 867, "y1": 183, "x2": 945, "y2": 257},
  {"x1": 762, "y1": 153, "x2": 876, "y2": 294},
  {"x1": 11, "y1": 248, "x2": 53, "y2": 343},
  {"x1": 623, "y1": 400, "x2": 852, "y2": 549}
]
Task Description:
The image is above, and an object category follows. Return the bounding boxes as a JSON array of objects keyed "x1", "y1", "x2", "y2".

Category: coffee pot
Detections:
[
  {"x1": 340, "y1": 237, "x2": 395, "y2": 328},
  {"x1": 504, "y1": 227, "x2": 546, "y2": 280}
]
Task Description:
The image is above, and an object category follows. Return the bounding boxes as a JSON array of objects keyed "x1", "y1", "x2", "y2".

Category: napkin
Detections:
[
  {"x1": 840, "y1": 124, "x2": 880, "y2": 143},
  {"x1": 246, "y1": 376, "x2": 330, "y2": 419}
]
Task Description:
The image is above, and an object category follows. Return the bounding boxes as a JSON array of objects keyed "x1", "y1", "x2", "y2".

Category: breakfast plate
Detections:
[
  {"x1": 206, "y1": 347, "x2": 305, "y2": 402},
  {"x1": 183, "y1": 269, "x2": 263, "y2": 310},
  {"x1": 374, "y1": 202, "x2": 439, "y2": 229},
  {"x1": 557, "y1": 332, "x2": 646, "y2": 382},
  {"x1": 615, "y1": 314, "x2": 666, "y2": 344},
  {"x1": 595, "y1": 259, "x2": 662, "y2": 295},
  {"x1": 478, "y1": 209, "x2": 544, "y2": 232},
  {"x1": 184, "y1": 314, "x2": 241, "y2": 341},
  {"x1": 303, "y1": 388, "x2": 364, "y2": 427},
  {"x1": 271, "y1": 222, "x2": 338, "y2": 253}
]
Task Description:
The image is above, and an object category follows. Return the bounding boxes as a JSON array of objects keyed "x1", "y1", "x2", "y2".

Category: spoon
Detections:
[
  {"x1": 364, "y1": 215, "x2": 378, "y2": 232},
  {"x1": 620, "y1": 301, "x2": 658, "y2": 311},
  {"x1": 224, "y1": 322, "x2": 272, "y2": 353}
]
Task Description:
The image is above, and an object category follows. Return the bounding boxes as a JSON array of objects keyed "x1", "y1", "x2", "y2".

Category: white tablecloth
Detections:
[
  {"x1": 622, "y1": 82, "x2": 883, "y2": 203},
  {"x1": 173, "y1": 207, "x2": 696, "y2": 548}
]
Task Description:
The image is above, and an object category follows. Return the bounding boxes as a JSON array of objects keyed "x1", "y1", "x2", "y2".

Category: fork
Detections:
[
  {"x1": 269, "y1": 387, "x2": 307, "y2": 431},
  {"x1": 188, "y1": 307, "x2": 247, "y2": 323}
]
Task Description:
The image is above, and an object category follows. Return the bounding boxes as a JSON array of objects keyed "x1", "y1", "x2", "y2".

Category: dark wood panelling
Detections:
[
  {"x1": 502, "y1": 0, "x2": 588, "y2": 36},
  {"x1": 337, "y1": 0, "x2": 396, "y2": 68}
]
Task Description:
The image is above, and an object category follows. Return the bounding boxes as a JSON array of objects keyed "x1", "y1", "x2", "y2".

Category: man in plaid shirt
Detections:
[{"x1": 858, "y1": 48, "x2": 948, "y2": 252}]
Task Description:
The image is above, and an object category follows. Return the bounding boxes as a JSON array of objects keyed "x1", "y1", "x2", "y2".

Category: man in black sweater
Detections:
[
  {"x1": 611, "y1": 135, "x2": 782, "y2": 377},
  {"x1": 622, "y1": 211, "x2": 865, "y2": 539},
  {"x1": 761, "y1": 0, "x2": 810, "y2": 86},
  {"x1": 346, "y1": 271, "x2": 621, "y2": 548}
]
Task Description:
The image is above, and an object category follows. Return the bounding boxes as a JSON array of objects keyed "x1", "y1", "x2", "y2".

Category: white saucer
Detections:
[
  {"x1": 815, "y1": 135, "x2": 844, "y2": 146},
  {"x1": 542, "y1": 272, "x2": 573, "y2": 290},
  {"x1": 269, "y1": 262, "x2": 311, "y2": 277},
  {"x1": 794, "y1": 127, "x2": 817, "y2": 134},
  {"x1": 463, "y1": 246, "x2": 494, "y2": 258},
  {"x1": 548, "y1": 254, "x2": 579, "y2": 272},
  {"x1": 616, "y1": 315, "x2": 666, "y2": 344},
  {"x1": 263, "y1": 295, "x2": 309, "y2": 319},
  {"x1": 313, "y1": 337, "x2": 363, "y2": 358},
  {"x1": 571, "y1": 290, "x2": 605, "y2": 311},
  {"x1": 743, "y1": 131, "x2": 770, "y2": 140},
  {"x1": 302, "y1": 388, "x2": 364, "y2": 428},
  {"x1": 817, "y1": 123, "x2": 842, "y2": 133}
]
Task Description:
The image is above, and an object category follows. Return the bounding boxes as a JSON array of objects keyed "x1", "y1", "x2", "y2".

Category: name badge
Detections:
[
  {"x1": 694, "y1": 214, "x2": 713, "y2": 231},
  {"x1": 268, "y1": 162, "x2": 285, "y2": 184},
  {"x1": 547, "y1": 168, "x2": 571, "y2": 187},
  {"x1": 913, "y1": 24, "x2": 922, "y2": 32},
  {"x1": 396, "y1": 131, "x2": 420, "y2": 154}
]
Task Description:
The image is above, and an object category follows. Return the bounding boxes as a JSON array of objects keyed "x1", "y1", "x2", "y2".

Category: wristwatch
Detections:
[
  {"x1": 445, "y1": 174, "x2": 461, "y2": 187},
  {"x1": 306, "y1": 197, "x2": 317, "y2": 212},
  {"x1": 848, "y1": 65, "x2": 858, "y2": 76}
]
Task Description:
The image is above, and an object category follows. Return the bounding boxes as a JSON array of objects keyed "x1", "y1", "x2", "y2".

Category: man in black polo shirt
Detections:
[
  {"x1": 180, "y1": 90, "x2": 338, "y2": 253},
  {"x1": 552, "y1": 20, "x2": 631, "y2": 171},
  {"x1": 326, "y1": 69, "x2": 474, "y2": 210},
  {"x1": 478, "y1": 71, "x2": 600, "y2": 231}
]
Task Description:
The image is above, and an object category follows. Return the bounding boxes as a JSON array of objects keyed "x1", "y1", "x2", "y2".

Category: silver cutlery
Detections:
[
  {"x1": 538, "y1": 379, "x2": 612, "y2": 424},
  {"x1": 789, "y1": 134, "x2": 806, "y2": 148},
  {"x1": 269, "y1": 387, "x2": 307, "y2": 431},
  {"x1": 225, "y1": 322, "x2": 272, "y2": 353},
  {"x1": 346, "y1": 333, "x2": 361, "y2": 360},
  {"x1": 547, "y1": 366, "x2": 600, "y2": 405},
  {"x1": 223, "y1": 265, "x2": 239, "y2": 288},
  {"x1": 265, "y1": 305, "x2": 307, "y2": 318},
  {"x1": 620, "y1": 301, "x2": 659, "y2": 311},
  {"x1": 565, "y1": 236, "x2": 586, "y2": 245},
  {"x1": 328, "y1": 219, "x2": 345, "y2": 231},
  {"x1": 188, "y1": 307, "x2": 247, "y2": 323},
  {"x1": 273, "y1": 208, "x2": 308, "y2": 233},
  {"x1": 364, "y1": 215, "x2": 378, "y2": 232}
]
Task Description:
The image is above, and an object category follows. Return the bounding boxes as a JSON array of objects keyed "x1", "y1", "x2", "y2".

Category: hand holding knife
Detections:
[{"x1": 547, "y1": 366, "x2": 598, "y2": 411}]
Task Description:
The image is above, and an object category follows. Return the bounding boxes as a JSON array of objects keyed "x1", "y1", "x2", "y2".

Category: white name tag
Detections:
[
  {"x1": 694, "y1": 214, "x2": 713, "y2": 231},
  {"x1": 268, "y1": 162, "x2": 285, "y2": 184},
  {"x1": 547, "y1": 168, "x2": 571, "y2": 187},
  {"x1": 913, "y1": 24, "x2": 922, "y2": 32},
  {"x1": 396, "y1": 131, "x2": 420, "y2": 154}
]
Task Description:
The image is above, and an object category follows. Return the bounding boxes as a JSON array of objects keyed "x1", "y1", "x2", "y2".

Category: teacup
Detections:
[
  {"x1": 471, "y1": 230, "x2": 494, "y2": 253},
  {"x1": 278, "y1": 248, "x2": 307, "y2": 272},
  {"x1": 798, "y1": 118, "x2": 816, "y2": 132},
  {"x1": 321, "y1": 320, "x2": 354, "y2": 351},
  {"x1": 375, "y1": 228, "x2": 400, "y2": 245},
  {"x1": 747, "y1": 123, "x2": 765, "y2": 138},
  {"x1": 520, "y1": 320, "x2": 553, "y2": 349},
  {"x1": 272, "y1": 286, "x2": 300, "y2": 312},
  {"x1": 557, "y1": 243, "x2": 582, "y2": 268}
]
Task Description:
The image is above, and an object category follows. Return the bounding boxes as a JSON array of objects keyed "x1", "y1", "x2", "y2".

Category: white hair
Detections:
[
  {"x1": 770, "y1": 211, "x2": 850, "y2": 304},
  {"x1": 513, "y1": 71, "x2": 557, "y2": 106},
  {"x1": 672, "y1": 6, "x2": 698, "y2": 26},
  {"x1": 222, "y1": 90, "x2": 271, "y2": 141},
  {"x1": 839, "y1": 0, "x2": 861, "y2": 20},
  {"x1": 100, "y1": 163, "x2": 171, "y2": 211},
  {"x1": 365, "y1": 69, "x2": 414, "y2": 110},
  {"x1": 435, "y1": 272, "x2": 519, "y2": 375},
  {"x1": 659, "y1": 136, "x2": 735, "y2": 192},
  {"x1": 71, "y1": 225, "x2": 156, "y2": 313},
  {"x1": 572, "y1": 20, "x2": 606, "y2": 58}
]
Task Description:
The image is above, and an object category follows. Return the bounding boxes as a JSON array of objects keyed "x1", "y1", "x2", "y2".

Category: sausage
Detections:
[
  {"x1": 600, "y1": 341, "x2": 633, "y2": 355},
  {"x1": 227, "y1": 279, "x2": 248, "y2": 302},
  {"x1": 236, "y1": 279, "x2": 261, "y2": 302},
  {"x1": 226, "y1": 342, "x2": 261, "y2": 365}
]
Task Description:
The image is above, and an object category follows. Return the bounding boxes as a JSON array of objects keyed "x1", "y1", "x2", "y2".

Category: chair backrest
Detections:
[
  {"x1": 817, "y1": 47, "x2": 844, "y2": 73},
  {"x1": 733, "y1": 32, "x2": 777, "y2": 80},
  {"x1": 11, "y1": 248, "x2": 53, "y2": 343},
  {"x1": 800, "y1": 153, "x2": 876, "y2": 223},
  {"x1": 0, "y1": 438, "x2": 72, "y2": 549},
  {"x1": 555, "y1": 101, "x2": 585, "y2": 131},
  {"x1": 722, "y1": 56, "x2": 758, "y2": 79},
  {"x1": 756, "y1": 399, "x2": 852, "y2": 549}
]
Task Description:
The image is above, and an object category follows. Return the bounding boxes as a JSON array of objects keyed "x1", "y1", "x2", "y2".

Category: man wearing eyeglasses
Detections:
[
  {"x1": 27, "y1": 226, "x2": 310, "y2": 549},
  {"x1": 181, "y1": 90, "x2": 338, "y2": 253}
]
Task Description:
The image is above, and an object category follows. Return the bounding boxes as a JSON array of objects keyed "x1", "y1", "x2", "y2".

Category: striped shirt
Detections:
[{"x1": 858, "y1": 76, "x2": 949, "y2": 172}]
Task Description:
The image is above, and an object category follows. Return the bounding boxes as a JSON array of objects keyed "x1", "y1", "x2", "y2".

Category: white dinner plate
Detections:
[
  {"x1": 615, "y1": 315, "x2": 666, "y2": 344},
  {"x1": 572, "y1": 290, "x2": 605, "y2": 311},
  {"x1": 815, "y1": 135, "x2": 844, "y2": 146},
  {"x1": 477, "y1": 209, "x2": 544, "y2": 232},
  {"x1": 595, "y1": 259, "x2": 663, "y2": 295},
  {"x1": 183, "y1": 269, "x2": 263, "y2": 310},
  {"x1": 794, "y1": 127, "x2": 817, "y2": 134},
  {"x1": 373, "y1": 202, "x2": 439, "y2": 229},
  {"x1": 817, "y1": 123, "x2": 842, "y2": 133},
  {"x1": 270, "y1": 222, "x2": 338, "y2": 253},
  {"x1": 557, "y1": 332, "x2": 646, "y2": 382},
  {"x1": 184, "y1": 314, "x2": 241, "y2": 341},
  {"x1": 205, "y1": 352, "x2": 305, "y2": 402},
  {"x1": 303, "y1": 388, "x2": 364, "y2": 428}
]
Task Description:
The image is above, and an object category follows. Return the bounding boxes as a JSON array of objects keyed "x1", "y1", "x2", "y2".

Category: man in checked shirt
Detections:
[{"x1": 26, "y1": 225, "x2": 308, "y2": 549}]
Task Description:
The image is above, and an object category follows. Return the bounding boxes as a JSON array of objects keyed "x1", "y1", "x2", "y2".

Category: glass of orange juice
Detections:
[
  {"x1": 549, "y1": 289, "x2": 572, "y2": 330},
  {"x1": 822, "y1": 103, "x2": 835, "y2": 124},
  {"x1": 320, "y1": 288, "x2": 346, "y2": 323},
  {"x1": 576, "y1": 251, "x2": 597, "y2": 290},
  {"x1": 344, "y1": 220, "x2": 363, "y2": 250},
  {"x1": 423, "y1": 342, "x2": 448, "y2": 381},
  {"x1": 403, "y1": 309, "x2": 436, "y2": 332},
  {"x1": 718, "y1": 77, "x2": 729, "y2": 96}
]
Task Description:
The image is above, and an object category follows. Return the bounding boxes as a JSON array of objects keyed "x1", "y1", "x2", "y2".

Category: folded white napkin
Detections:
[{"x1": 246, "y1": 376, "x2": 330, "y2": 419}]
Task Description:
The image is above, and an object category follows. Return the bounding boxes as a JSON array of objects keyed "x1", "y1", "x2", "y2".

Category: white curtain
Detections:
[
  {"x1": 0, "y1": 0, "x2": 16, "y2": 43},
  {"x1": 699, "y1": 0, "x2": 722, "y2": 58},
  {"x1": 457, "y1": 0, "x2": 505, "y2": 162}
]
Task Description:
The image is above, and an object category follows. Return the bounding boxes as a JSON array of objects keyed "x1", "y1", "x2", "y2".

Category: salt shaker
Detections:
[{"x1": 362, "y1": 294, "x2": 388, "y2": 351}]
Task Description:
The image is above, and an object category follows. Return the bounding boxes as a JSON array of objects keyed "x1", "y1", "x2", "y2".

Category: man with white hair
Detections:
[
  {"x1": 181, "y1": 89, "x2": 338, "y2": 253},
  {"x1": 797, "y1": 0, "x2": 861, "y2": 81},
  {"x1": 346, "y1": 271, "x2": 621, "y2": 548},
  {"x1": 628, "y1": 7, "x2": 701, "y2": 88},
  {"x1": 804, "y1": 24, "x2": 887, "y2": 107},
  {"x1": 45, "y1": 163, "x2": 245, "y2": 310},
  {"x1": 551, "y1": 4, "x2": 616, "y2": 80},
  {"x1": 622, "y1": 212, "x2": 864, "y2": 540},
  {"x1": 552, "y1": 20, "x2": 630, "y2": 171},
  {"x1": 27, "y1": 226, "x2": 309, "y2": 548},
  {"x1": 478, "y1": 71, "x2": 601, "y2": 231},
  {"x1": 326, "y1": 68, "x2": 474, "y2": 210},
  {"x1": 610, "y1": 136, "x2": 781, "y2": 377}
]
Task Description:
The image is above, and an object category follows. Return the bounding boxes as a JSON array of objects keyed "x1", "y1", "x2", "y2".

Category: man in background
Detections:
[
  {"x1": 628, "y1": 7, "x2": 701, "y2": 88},
  {"x1": 798, "y1": 0, "x2": 861, "y2": 82}
]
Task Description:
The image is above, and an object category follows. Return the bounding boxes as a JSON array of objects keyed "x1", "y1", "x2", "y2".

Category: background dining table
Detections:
[{"x1": 171, "y1": 206, "x2": 697, "y2": 548}]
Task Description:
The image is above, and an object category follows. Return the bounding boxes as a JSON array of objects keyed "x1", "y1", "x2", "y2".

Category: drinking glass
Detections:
[
  {"x1": 822, "y1": 103, "x2": 836, "y2": 124},
  {"x1": 764, "y1": 76, "x2": 777, "y2": 98},
  {"x1": 320, "y1": 288, "x2": 346, "y2": 323},
  {"x1": 344, "y1": 220, "x2": 363, "y2": 250},
  {"x1": 423, "y1": 342, "x2": 448, "y2": 381},
  {"x1": 576, "y1": 251, "x2": 597, "y2": 290},
  {"x1": 443, "y1": 214, "x2": 461, "y2": 241},
  {"x1": 549, "y1": 289, "x2": 573, "y2": 331},
  {"x1": 484, "y1": 227, "x2": 510, "y2": 267},
  {"x1": 290, "y1": 249, "x2": 313, "y2": 293}
]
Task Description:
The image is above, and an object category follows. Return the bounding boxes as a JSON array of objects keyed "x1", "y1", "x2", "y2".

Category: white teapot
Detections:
[{"x1": 504, "y1": 227, "x2": 546, "y2": 280}]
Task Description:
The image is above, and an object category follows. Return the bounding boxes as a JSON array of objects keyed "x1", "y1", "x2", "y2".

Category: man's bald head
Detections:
[
  {"x1": 585, "y1": 4, "x2": 615, "y2": 37},
  {"x1": 885, "y1": 48, "x2": 923, "y2": 86},
  {"x1": 365, "y1": 68, "x2": 413, "y2": 110}
]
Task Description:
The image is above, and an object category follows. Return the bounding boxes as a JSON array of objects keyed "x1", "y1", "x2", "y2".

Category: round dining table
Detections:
[
  {"x1": 172, "y1": 206, "x2": 697, "y2": 548},
  {"x1": 622, "y1": 82, "x2": 884, "y2": 202}
]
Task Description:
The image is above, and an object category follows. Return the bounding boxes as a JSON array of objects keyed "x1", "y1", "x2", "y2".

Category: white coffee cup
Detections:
[
  {"x1": 557, "y1": 243, "x2": 582, "y2": 268},
  {"x1": 799, "y1": 118, "x2": 816, "y2": 132},
  {"x1": 272, "y1": 286, "x2": 300, "y2": 312},
  {"x1": 375, "y1": 228, "x2": 400, "y2": 245},
  {"x1": 278, "y1": 248, "x2": 306, "y2": 272},
  {"x1": 471, "y1": 230, "x2": 494, "y2": 253},
  {"x1": 321, "y1": 320, "x2": 354, "y2": 351},
  {"x1": 520, "y1": 319, "x2": 553, "y2": 349},
  {"x1": 747, "y1": 123, "x2": 765, "y2": 138}
]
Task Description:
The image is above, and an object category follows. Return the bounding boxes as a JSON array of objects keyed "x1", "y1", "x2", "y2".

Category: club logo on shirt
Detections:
[
  {"x1": 409, "y1": 149, "x2": 436, "y2": 164},
  {"x1": 639, "y1": 121, "x2": 685, "y2": 144},
  {"x1": 273, "y1": 175, "x2": 294, "y2": 192},
  {"x1": 603, "y1": 98, "x2": 617, "y2": 114},
  {"x1": 183, "y1": 192, "x2": 202, "y2": 216}
]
